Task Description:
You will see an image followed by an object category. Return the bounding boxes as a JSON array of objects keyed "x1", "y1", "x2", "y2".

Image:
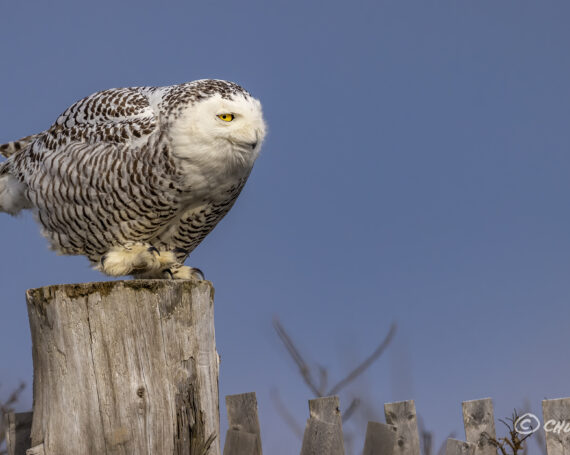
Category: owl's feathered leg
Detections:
[
  {"x1": 135, "y1": 264, "x2": 204, "y2": 280},
  {"x1": 167, "y1": 264, "x2": 205, "y2": 280},
  {"x1": 132, "y1": 246, "x2": 205, "y2": 280},
  {"x1": 98, "y1": 243, "x2": 177, "y2": 277}
]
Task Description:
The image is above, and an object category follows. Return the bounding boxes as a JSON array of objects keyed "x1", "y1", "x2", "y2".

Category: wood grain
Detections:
[{"x1": 26, "y1": 279, "x2": 219, "y2": 455}]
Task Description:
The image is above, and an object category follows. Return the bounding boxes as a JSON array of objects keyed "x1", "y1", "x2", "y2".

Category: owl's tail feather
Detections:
[
  {"x1": 0, "y1": 134, "x2": 39, "y2": 158},
  {"x1": 0, "y1": 174, "x2": 30, "y2": 215},
  {"x1": 0, "y1": 135, "x2": 36, "y2": 214}
]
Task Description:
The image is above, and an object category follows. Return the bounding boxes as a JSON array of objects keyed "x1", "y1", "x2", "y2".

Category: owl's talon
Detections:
[
  {"x1": 163, "y1": 264, "x2": 204, "y2": 280},
  {"x1": 191, "y1": 267, "x2": 205, "y2": 280},
  {"x1": 147, "y1": 246, "x2": 160, "y2": 255},
  {"x1": 163, "y1": 269, "x2": 174, "y2": 279}
]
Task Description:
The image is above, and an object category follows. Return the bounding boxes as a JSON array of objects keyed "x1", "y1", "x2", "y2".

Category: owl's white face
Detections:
[{"x1": 171, "y1": 92, "x2": 266, "y2": 174}]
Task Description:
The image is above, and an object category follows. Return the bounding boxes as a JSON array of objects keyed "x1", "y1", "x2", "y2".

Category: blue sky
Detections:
[{"x1": 1, "y1": 1, "x2": 570, "y2": 453}]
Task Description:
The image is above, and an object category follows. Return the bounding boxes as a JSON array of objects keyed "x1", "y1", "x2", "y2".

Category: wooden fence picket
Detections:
[
  {"x1": 223, "y1": 392, "x2": 263, "y2": 455},
  {"x1": 362, "y1": 421, "x2": 397, "y2": 455},
  {"x1": 462, "y1": 398, "x2": 497, "y2": 455},
  {"x1": 445, "y1": 438, "x2": 476, "y2": 455},
  {"x1": 542, "y1": 397, "x2": 570, "y2": 455},
  {"x1": 6, "y1": 412, "x2": 32, "y2": 455},
  {"x1": 384, "y1": 400, "x2": 421, "y2": 455},
  {"x1": 223, "y1": 431, "x2": 258, "y2": 455},
  {"x1": 300, "y1": 396, "x2": 345, "y2": 455}
]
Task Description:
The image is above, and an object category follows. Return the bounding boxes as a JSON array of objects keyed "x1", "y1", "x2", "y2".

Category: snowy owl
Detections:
[{"x1": 0, "y1": 79, "x2": 266, "y2": 279}]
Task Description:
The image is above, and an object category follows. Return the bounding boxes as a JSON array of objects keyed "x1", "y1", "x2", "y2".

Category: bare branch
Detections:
[
  {"x1": 521, "y1": 399, "x2": 547, "y2": 455},
  {"x1": 273, "y1": 318, "x2": 397, "y2": 452},
  {"x1": 273, "y1": 318, "x2": 323, "y2": 396},
  {"x1": 533, "y1": 427, "x2": 547, "y2": 455},
  {"x1": 269, "y1": 388, "x2": 304, "y2": 439},
  {"x1": 422, "y1": 431, "x2": 433, "y2": 455},
  {"x1": 0, "y1": 382, "x2": 27, "y2": 455},
  {"x1": 0, "y1": 382, "x2": 25, "y2": 413},
  {"x1": 485, "y1": 410, "x2": 533, "y2": 455},
  {"x1": 317, "y1": 366, "x2": 328, "y2": 395},
  {"x1": 341, "y1": 397, "x2": 360, "y2": 423},
  {"x1": 327, "y1": 323, "x2": 397, "y2": 395}
]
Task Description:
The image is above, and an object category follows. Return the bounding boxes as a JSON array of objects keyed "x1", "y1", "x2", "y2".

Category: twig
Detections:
[
  {"x1": 317, "y1": 366, "x2": 328, "y2": 395},
  {"x1": 327, "y1": 323, "x2": 397, "y2": 395},
  {"x1": 273, "y1": 318, "x2": 396, "y2": 451},
  {"x1": 269, "y1": 388, "x2": 304, "y2": 438},
  {"x1": 0, "y1": 382, "x2": 26, "y2": 455},
  {"x1": 273, "y1": 318, "x2": 323, "y2": 396},
  {"x1": 0, "y1": 382, "x2": 25, "y2": 412},
  {"x1": 485, "y1": 410, "x2": 533, "y2": 455},
  {"x1": 342, "y1": 398, "x2": 360, "y2": 423}
]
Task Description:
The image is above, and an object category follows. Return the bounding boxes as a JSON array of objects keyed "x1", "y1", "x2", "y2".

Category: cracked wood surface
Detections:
[{"x1": 26, "y1": 279, "x2": 219, "y2": 455}]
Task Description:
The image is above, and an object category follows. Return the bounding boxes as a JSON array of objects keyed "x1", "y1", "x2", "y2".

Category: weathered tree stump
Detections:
[{"x1": 26, "y1": 279, "x2": 219, "y2": 455}]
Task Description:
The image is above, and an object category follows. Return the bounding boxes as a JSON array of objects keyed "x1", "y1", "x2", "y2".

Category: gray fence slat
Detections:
[
  {"x1": 309, "y1": 396, "x2": 342, "y2": 426},
  {"x1": 300, "y1": 396, "x2": 345, "y2": 455},
  {"x1": 223, "y1": 430, "x2": 258, "y2": 455},
  {"x1": 363, "y1": 421, "x2": 397, "y2": 455},
  {"x1": 6, "y1": 412, "x2": 33, "y2": 455},
  {"x1": 25, "y1": 445, "x2": 44, "y2": 455},
  {"x1": 223, "y1": 392, "x2": 262, "y2": 455},
  {"x1": 384, "y1": 400, "x2": 421, "y2": 455},
  {"x1": 445, "y1": 438, "x2": 476, "y2": 455},
  {"x1": 462, "y1": 398, "x2": 497, "y2": 455},
  {"x1": 542, "y1": 397, "x2": 570, "y2": 455}
]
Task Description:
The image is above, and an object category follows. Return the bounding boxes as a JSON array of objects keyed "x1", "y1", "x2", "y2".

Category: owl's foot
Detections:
[
  {"x1": 99, "y1": 243, "x2": 177, "y2": 277},
  {"x1": 166, "y1": 264, "x2": 205, "y2": 280}
]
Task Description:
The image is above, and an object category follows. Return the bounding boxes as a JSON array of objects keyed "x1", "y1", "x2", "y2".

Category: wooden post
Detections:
[
  {"x1": 25, "y1": 280, "x2": 219, "y2": 455},
  {"x1": 362, "y1": 421, "x2": 396, "y2": 455},
  {"x1": 445, "y1": 438, "x2": 476, "y2": 455},
  {"x1": 384, "y1": 400, "x2": 420, "y2": 455},
  {"x1": 300, "y1": 396, "x2": 344, "y2": 455},
  {"x1": 542, "y1": 397, "x2": 570, "y2": 455},
  {"x1": 462, "y1": 398, "x2": 497, "y2": 455},
  {"x1": 6, "y1": 412, "x2": 32, "y2": 455},
  {"x1": 223, "y1": 392, "x2": 263, "y2": 455}
]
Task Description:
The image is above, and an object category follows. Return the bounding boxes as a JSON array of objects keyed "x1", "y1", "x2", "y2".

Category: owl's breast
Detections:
[
  {"x1": 154, "y1": 173, "x2": 249, "y2": 258},
  {"x1": 172, "y1": 140, "x2": 253, "y2": 197}
]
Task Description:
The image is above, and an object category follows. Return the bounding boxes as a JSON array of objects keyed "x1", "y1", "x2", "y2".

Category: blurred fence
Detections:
[
  {"x1": 7, "y1": 392, "x2": 570, "y2": 454},
  {"x1": 220, "y1": 393, "x2": 570, "y2": 455}
]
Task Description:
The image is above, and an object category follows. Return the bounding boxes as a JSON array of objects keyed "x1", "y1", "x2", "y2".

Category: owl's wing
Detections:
[
  {"x1": 10, "y1": 87, "x2": 184, "y2": 261},
  {"x1": 43, "y1": 86, "x2": 160, "y2": 149}
]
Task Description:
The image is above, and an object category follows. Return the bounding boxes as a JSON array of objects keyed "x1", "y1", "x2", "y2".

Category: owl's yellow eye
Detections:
[{"x1": 217, "y1": 113, "x2": 234, "y2": 122}]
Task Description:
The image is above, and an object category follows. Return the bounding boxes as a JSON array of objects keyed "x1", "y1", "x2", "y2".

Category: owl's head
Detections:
[{"x1": 170, "y1": 80, "x2": 266, "y2": 171}]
